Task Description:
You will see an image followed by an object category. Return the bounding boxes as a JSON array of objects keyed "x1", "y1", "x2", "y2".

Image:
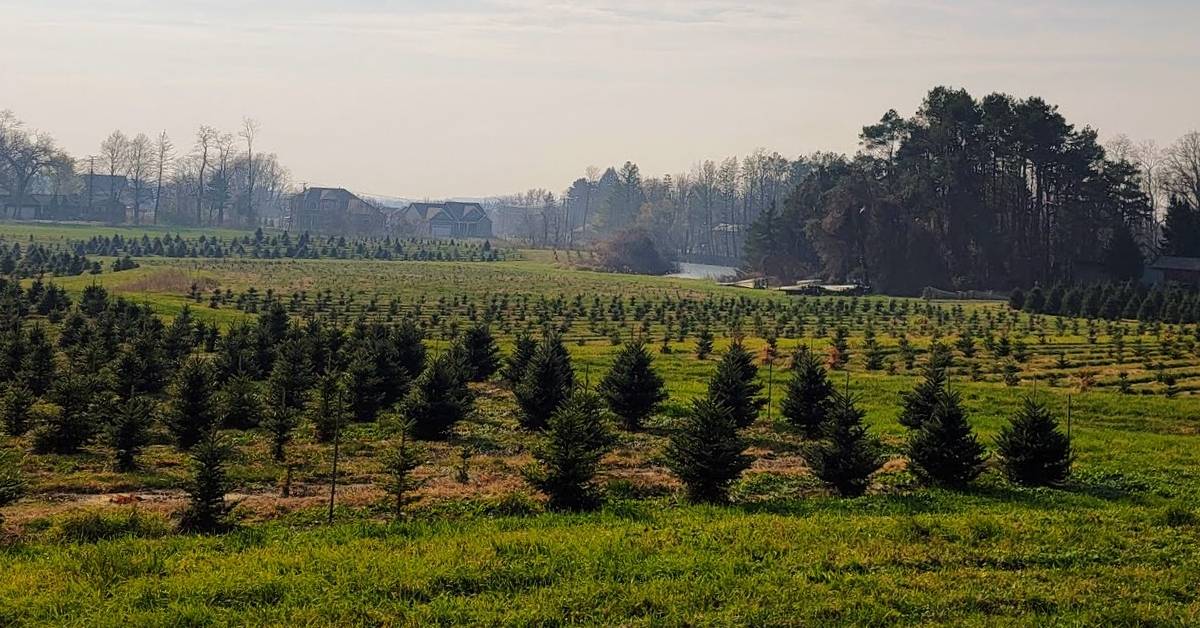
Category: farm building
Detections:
[
  {"x1": 288, "y1": 187, "x2": 386, "y2": 235},
  {"x1": 1144, "y1": 256, "x2": 1200, "y2": 287},
  {"x1": 393, "y1": 201, "x2": 493, "y2": 238}
]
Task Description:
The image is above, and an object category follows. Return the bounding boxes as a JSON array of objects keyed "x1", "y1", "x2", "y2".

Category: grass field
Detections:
[{"x1": 2, "y1": 222, "x2": 1200, "y2": 625}]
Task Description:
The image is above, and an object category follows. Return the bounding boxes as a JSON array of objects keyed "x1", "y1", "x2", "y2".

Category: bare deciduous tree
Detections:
[
  {"x1": 153, "y1": 131, "x2": 173, "y2": 225},
  {"x1": 126, "y1": 133, "x2": 152, "y2": 225}
]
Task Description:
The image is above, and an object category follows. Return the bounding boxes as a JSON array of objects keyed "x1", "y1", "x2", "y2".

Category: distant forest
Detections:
[{"x1": 509, "y1": 87, "x2": 1198, "y2": 295}]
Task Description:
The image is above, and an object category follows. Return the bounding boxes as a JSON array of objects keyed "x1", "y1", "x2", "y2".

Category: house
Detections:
[
  {"x1": 1144, "y1": 256, "x2": 1200, "y2": 287},
  {"x1": 393, "y1": 201, "x2": 493, "y2": 239},
  {"x1": 288, "y1": 187, "x2": 386, "y2": 235}
]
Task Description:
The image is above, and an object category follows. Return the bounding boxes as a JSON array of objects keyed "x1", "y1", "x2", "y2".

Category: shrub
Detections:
[{"x1": 594, "y1": 228, "x2": 676, "y2": 275}]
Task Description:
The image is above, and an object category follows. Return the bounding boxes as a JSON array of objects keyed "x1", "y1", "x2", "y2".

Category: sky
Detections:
[{"x1": 1, "y1": 0, "x2": 1198, "y2": 199}]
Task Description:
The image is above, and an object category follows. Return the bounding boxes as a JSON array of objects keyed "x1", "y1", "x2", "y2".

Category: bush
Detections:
[
  {"x1": 995, "y1": 396, "x2": 1073, "y2": 486},
  {"x1": 594, "y1": 228, "x2": 677, "y2": 275}
]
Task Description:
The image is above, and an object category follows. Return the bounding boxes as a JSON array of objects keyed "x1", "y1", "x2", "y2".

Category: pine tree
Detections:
[
  {"x1": 402, "y1": 353, "x2": 474, "y2": 440},
  {"x1": 0, "y1": 382, "x2": 34, "y2": 436},
  {"x1": 525, "y1": 391, "x2": 613, "y2": 511},
  {"x1": 106, "y1": 395, "x2": 154, "y2": 472},
  {"x1": 460, "y1": 323, "x2": 501, "y2": 382},
  {"x1": 665, "y1": 397, "x2": 751, "y2": 504},
  {"x1": 598, "y1": 340, "x2": 667, "y2": 431},
  {"x1": 905, "y1": 389, "x2": 987, "y2": 488},
  {"x1": 995, "y1": 396, "x2": 1073, "y2": 486},
  {"x1": 706, "y1": 340, "x2": 764, "y2": 428},
  {"x1": 218, "y1": 374, "x2": 262, "y2": 429},
  {"x1": 502, "y1": 332, "x2": 537, "y2": 385},
  {"x1": 514, "y1": 332, "x2": 575, "y2": 430},
  {"x1": 165, "y1": 356, "x2": 217, "y2": 450},
  {"x1": 898, "y1": 361, "x2": 946, "y2": 429},
  {"x1": 780, "y1": 346, "x2": 834, "y2": 438},
  {"x1": 695, "y1": 327, "x2": 714, "y2": 360},
  {"x1": 381, "y1": 417, "x2": 423, "y2": 518},
  {"x1": 178, "y1": 430, "x2": 234, "y2": 533},
  {"x1": 807, "y1": 390, "x2": 884, "y2": 497}
]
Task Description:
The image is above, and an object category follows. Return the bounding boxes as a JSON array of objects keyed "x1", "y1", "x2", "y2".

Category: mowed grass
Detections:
[{"x1": 2, "y1": 223, "x2": 1200, "y2": 624}]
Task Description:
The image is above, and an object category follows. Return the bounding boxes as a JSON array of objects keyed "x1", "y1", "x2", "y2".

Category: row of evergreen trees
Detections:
[{"x1": 1011, "y1": 281, "x2": 1200, "y2": 324}]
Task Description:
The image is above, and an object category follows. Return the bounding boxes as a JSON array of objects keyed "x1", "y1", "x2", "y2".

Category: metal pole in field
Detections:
[
  {"x1": 1066, "y1": 394, "x2": 1072, "y2": 443},
  {"x1": 328, "y1": 384, "x2": 342, "y2": 525}
]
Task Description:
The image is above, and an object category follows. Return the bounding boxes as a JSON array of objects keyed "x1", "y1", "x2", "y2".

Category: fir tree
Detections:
[
  {"x1": 897, "y1": 361, "x2": 946, "y2": 430},
  {"x1": 807, "y1": 389, "x2": 884, "y2": 497},
  {"x1": 165, "y1": 356, "x2": 217, "y2": 450},
  {"x1": 706, "y1": 340, "x2": 764, "y2": 428},
  {"x1": 514, "y1": 332, "x2": 575, "y2": 431},
  {"x1": 106, "y1": 395, "x2": 154, "y2": 472},
  {"x1": 21, "y1": 324, "x2": 56, "y2": 396},
  {"x1": 33, "y1": 372, "x2": 100, "y2": 454},
  {"x1": 218, "y1": 374, "x2": 262, "y2": 429},
  {"x1": 0, "y1": 382, "x2": 34, "y2": 436},
  {"x1": 309, "y1": 372, "x2": 352, "y2": 443},
  {"x1": 403, "y1": 352, "x2": 474, "y2": 440},
  {"x1": 525, "y1": 391, "x2": 613, "y2": 511},
  {"x1": 267, "y1": 339, "x2": 314, "y2": 410},
  {"x1": 381, "y1": 417, "x2": 423, "y2": 518},
  {"x1": 0, "y1": 445, "x2": 23, "y2": 510},
  {"x1": 665, "y1": 397, "x2": 751, "y2": 504},
  {"x1": 261, "y1": 389, "x2": 299, "y2": 463},
  {"x1": 905, "y1": 389, "x2": 987, "y2": 488},
  {"x1": 780, "y1": 346, "x2": 834, "y2": 438},
  {"x1": 598, "y1": 340, "x2": 667, "y2": 431},
  {"x1": 995, "y1": 396, "x2": 1073, "y2": 486},
  {"x1": 459, "y1": 323, "x2": 501, "y2": 382},
  {"x1": 695, "y1": 327, "x2": 714, "y2": 360},
  {"x1": 178, "y1": 430, "x2": 234, "y2": 533},
  {"x1": 502, "y1": 332, "x2": 537, "y2": 385},
  {"x1": 344, "y1": 347, "x2": 384, "y2": 422}
]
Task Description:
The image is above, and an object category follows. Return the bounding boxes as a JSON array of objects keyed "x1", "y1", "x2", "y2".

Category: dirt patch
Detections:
[{"x1": 116, "y1": 268, "x2": 218, "y2": 294}]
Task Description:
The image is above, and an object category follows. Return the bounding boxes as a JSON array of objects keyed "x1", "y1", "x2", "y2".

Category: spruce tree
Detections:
[
  {"x1": 106, "y1": 395, "x2": 154, "y2": 472},
  {"x1": 665, "y1": 397, "x2": 751, "y2": 504},
  {"x1": 995, "y1": 396, "x2": 1073, "y2": 486},
  {"x1": 502, "y1": 332, "x2": 537, "y2": 385},
  {"x1": 21, "y1": 324, "x2": 56, "y2": 396},
  {"x1": 178, "y1": 430, "x2": 234, "y2": 533},
  {"x1": 165, "y1": 356, "x2": 217, "y2": 450},
  {"x1": 262, "y1": 396, "x2": 300, "y2": 463},
  {"x1": 0, "y1": 445, "x2": 23, "y2": 510},
  {"x1": 706, "y1": 340, "x2": 764, "y2": 428},
  {"x1": 598, "y1": 340, "x2": 667, "y2": 431},
  {"x1": 267, "y1": 339, "x2": 314, "y2": 410},
  {"x1": 807, "y1": 389, "x2": 884, "y2": 497},
  {"x1": 897, "y1": 361, "x2": 946, "y2": 429},
  {"x1": 309, "y1": 372, "x2": 352, "y2": 443},
  {"x1": 695, "y1": 327, "x2": 714, "y2": 360},
  {"x1": 33, "y1": 372, "x2": 100, "y2": 454},
  {"x1": 0, "y1": 382, "x2": 34, "y2": 436},
  {"x1": 525, "y1": 391, "x2": 613, "y2": 511},
  {"x1": 514, "y1": 332, "x2": 575, "y2": 430},
  {"x1": 218, "y1": 374, "x2": 262, "y2": 429},
  {"x1": 780, "y1": 346, "x2": 833, "y2": 437},
  {"x1": 905, "y1": 389, "x2": 987, "y2": 488},
  {"x1": 460, "y1": 323, "x2": 501, "y2": 382},
  {"x1": 381, "y1": 417, "x2": 423, "y2": 518},
  {"x1": 402, "y1": 353, "x2": 474, "y2": 440},
  {"x1": 344, "y1": 347, "x2": 384, "y2": 422}
]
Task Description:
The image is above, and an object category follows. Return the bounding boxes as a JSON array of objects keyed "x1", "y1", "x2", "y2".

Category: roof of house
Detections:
[
  {"x1": 1149, "y1": 256, "x2": 1200, "y2": 272},
  {"x1": 402, "y1": 201, "x2": 487, "y2": 222}
]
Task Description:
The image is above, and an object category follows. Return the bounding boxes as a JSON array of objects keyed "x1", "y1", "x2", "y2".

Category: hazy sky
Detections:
[{"x1": 2, "y1": 0, "x2": 1197, "y2": 199}]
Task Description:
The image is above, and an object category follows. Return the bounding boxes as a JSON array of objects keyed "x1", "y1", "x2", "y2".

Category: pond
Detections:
[{"x1": 669, "y1": 262, "x2": 739, "y2": 281}]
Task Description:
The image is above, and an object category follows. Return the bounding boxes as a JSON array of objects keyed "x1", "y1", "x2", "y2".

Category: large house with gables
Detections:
[
  {"x1": 288, "y1": 187, "x2": 386, "y2": 235},
  {"x1": 392, "y1": 201, "x2": 493, "y2": 238}
]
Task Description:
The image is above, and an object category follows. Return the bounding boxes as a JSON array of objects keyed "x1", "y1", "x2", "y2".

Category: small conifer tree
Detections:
[
  {"x1": 106, "y1": 395, "x2": 154, "y2": 472},
  {"x1": 706, "y1": 340, "x2": 764, "y2": 428},
  {"x1": 665, "y1": 397, "x2": 751, "y2": 504},
  {"x1": 514, "y1": 332, "x2": 575, "y2": 430},
  {"x1": 309, "y1": 373, "x2": 352, "y2": 443},
  {"x1": 502, "y1": 332, "x2": 537, "y2": 385},
  {"x1": 403, "y1": 353, "x2": 474, "y2": 440},
  {"x1": 905, "y1": 389, "x2": 987, "y2": 488},
  {"x1": 0, "y1": 383, "x2": 34, "y2": 437},
  {"x1": 165, "y1": 356, "x2": 217, "y2": 449},
  {"x1": 0, "y1": 445, "x2": 24, "y2": 510},
  {"x1": 995, "y1": 396, "x2": 1073, "y2": 486},
  {"x1": 897, "y1": 361, "x2": 946, "y2": 430},
  {"x1": 262, "y1": 389, "x2": 299, "y2": 463},
  {"x1": 460, "y1": 323, "x2": 501, "y2": 382},
  {"x1": 525, "y1": 391, "x2": 613, "y2": 511},
  {"x1": 780, "y1": 346, "x2": 833, "y2": 438},
  {"x1": 218, "y1": 374, "x2": 262, "y2": 429},
  {"x1": 33, "y1": 372, "x2": 100, "y2": 454},
  {"x1": 807, "y1": 390, "x2": 884, "y2": 497},
  {"x1": 381, "y1": 417, "x2": 423, "y2": 518},
  {"x1": 598, "y1": 340, "x2": 667, "y2": 431},
  {"x1": 179, "y1": 430, "x2": 234, "y2": 533}
]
